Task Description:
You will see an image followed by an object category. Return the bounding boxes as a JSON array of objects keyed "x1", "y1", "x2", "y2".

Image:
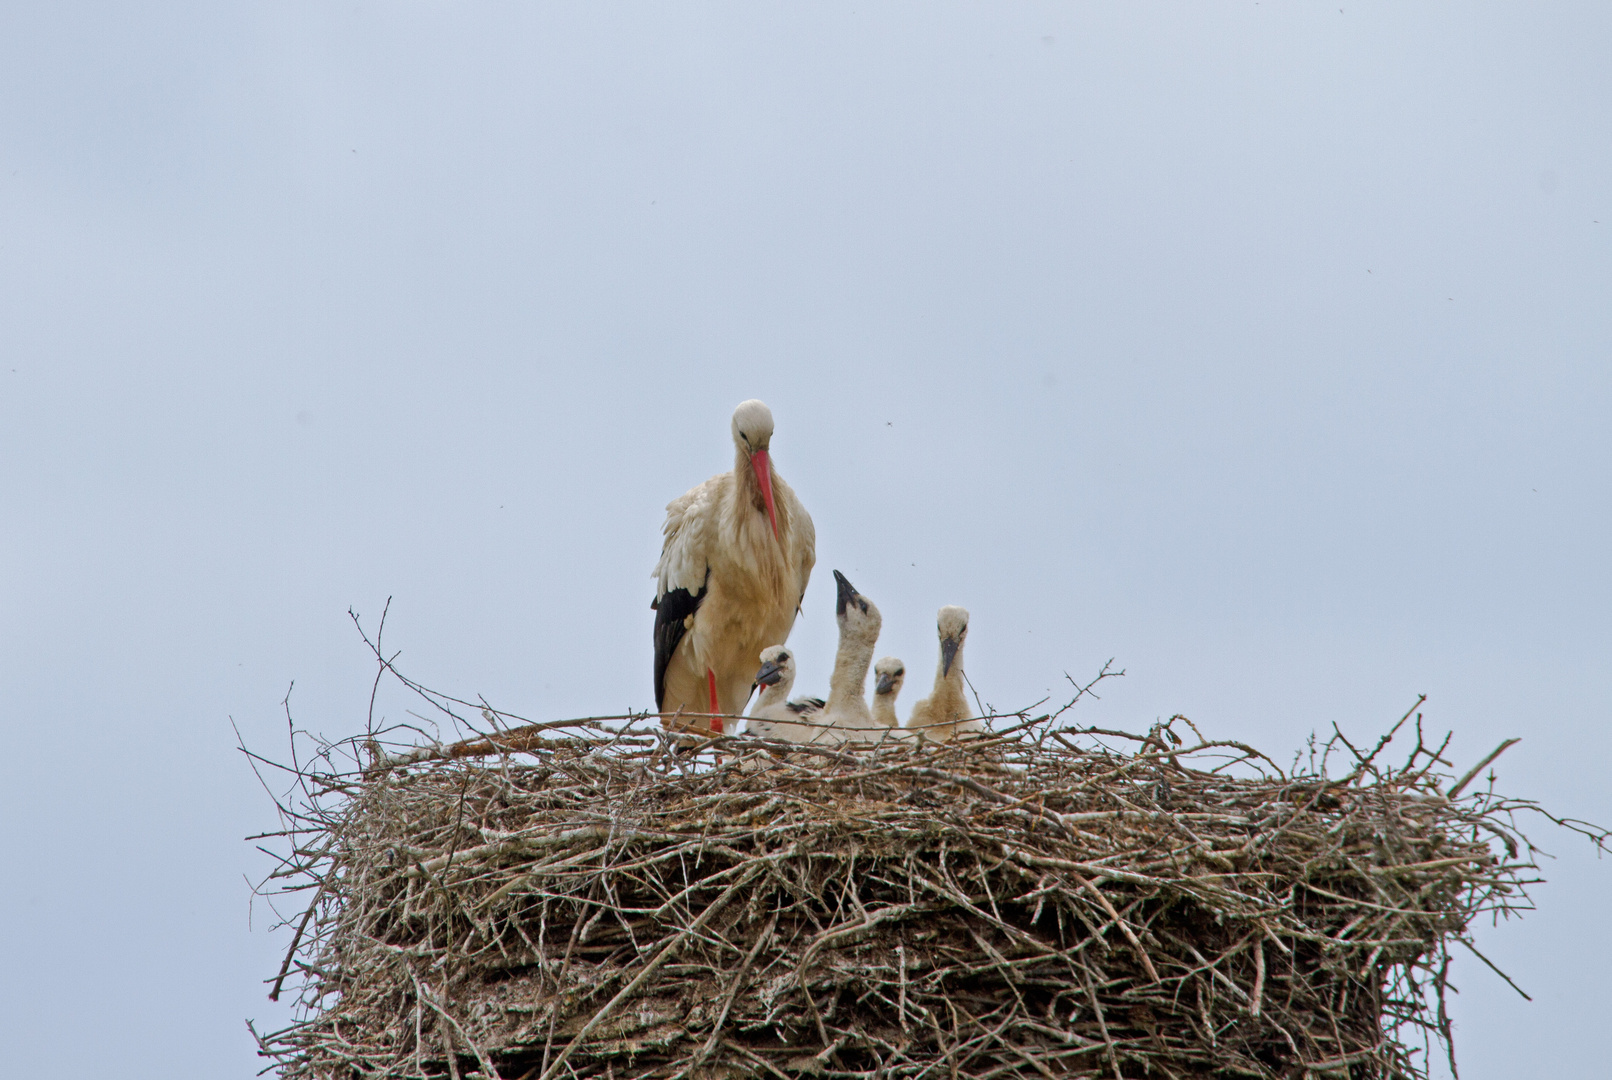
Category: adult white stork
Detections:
[
  {"x1": 652, "y1": 400, "x2": 816, "y2": 734},
  {"x1": 905, "y1": 606, "x2": 982, "y2": 741}
]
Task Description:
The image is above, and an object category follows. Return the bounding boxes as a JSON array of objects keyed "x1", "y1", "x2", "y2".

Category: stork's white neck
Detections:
[
  {"x1": 931, "y1": 639, "x2": 966, "y2": 699},
  {"x1": 826, "y1": 627, "x2": 877, "y2": 720},
  {"x1": 750, "y1": 675, "x2": 791, "y2": 715},
  {"x1": 728, "y1": 445, "x2": 777, "y2": 528},
  {"x1": 871, "y1": 691, "x2": 900, "y2": 728},
  {"x1": 733, "y1": 443, "x2": 763, "y2": 485}
]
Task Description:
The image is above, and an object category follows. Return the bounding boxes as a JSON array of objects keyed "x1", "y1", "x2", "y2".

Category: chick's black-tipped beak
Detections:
[
  {"x1": 755, "y1": 660, "x2": 784, "y2": 688},
  {"x1": 875, "y1": 672, "x2": 895, "y2": 696},
  {"x1": 833, "y1": 569, "x2": 859, "y2": 616},
  {"x1": 941, "y1": 635, "x2": 961, "y2": 677}
]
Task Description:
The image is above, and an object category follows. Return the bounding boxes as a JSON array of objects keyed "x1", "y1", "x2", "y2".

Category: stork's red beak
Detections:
[{"x1": 750, "y1": 448, "x2": 779, "y2": 540}]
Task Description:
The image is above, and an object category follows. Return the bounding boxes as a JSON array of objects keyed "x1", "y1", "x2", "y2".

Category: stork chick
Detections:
[
  {"x1": 820, "y1": 571, "x2": 885, "y2": 745},
  {"x1": 744, "y1": 645, "x2": 826, "y2": 743},
  {"x1": 905, "y1": 606, "x2": 981, "y2": 742},
  {"x1": 653, "y1": 400, "x2": 816, "y2": 736},
  {"x1": 870, "y1": 657, "x2": 905, "y2": 729}
]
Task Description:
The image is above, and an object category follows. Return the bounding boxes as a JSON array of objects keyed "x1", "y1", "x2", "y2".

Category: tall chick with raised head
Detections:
[
  {"x1": 870, "y1": 657, "x2": 905, "y2": 729},
  {"x1": 820, "y1": 571, "x2": 884, "y2": 744},
  {"x1": 905, "y1": 606, "x2": 981, "y2": 741},
  {"x1": 653, "y1": 401, "x2": 816, "y2": 735},
  {"x1": 744, "y1": 645, "x2": 825, "y2": 743}
]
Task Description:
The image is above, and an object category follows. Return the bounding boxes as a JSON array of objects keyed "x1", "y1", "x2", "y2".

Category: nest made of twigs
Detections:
[{"x1": 248, "y1": 693, "x2": 1606, "y2": 1080}]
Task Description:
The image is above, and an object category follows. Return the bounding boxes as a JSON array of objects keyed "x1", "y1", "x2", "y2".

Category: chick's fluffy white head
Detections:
[
  {"x1": 874, "y1": 657, "x2": 905, "y2": 697},
  {"x1": 937, "y1": 605, "x2": 969, "y2": 642},
  {"x1": 754, "y1": 644, "x2": 796, "y2": 690}
]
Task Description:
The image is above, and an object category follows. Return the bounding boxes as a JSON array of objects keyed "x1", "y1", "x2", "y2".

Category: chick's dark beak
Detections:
[
  {"x1": 941, "y1": 635, "x2": 961, "y2": 677},
  {"x1": 755, "y1": 660, "x2": 784, "y2": 688},
  {"x1": 832, "y1": 570, "x2": 860, "y2": 617},
  {"x1": 875, "y1": 672, "x2": 895, "y2": 696}
]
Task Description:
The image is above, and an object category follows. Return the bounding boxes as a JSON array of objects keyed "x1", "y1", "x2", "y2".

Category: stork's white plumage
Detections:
[
  {"x1": 819, "y1": 571, "x2": 885, "y2": 744},
  {"x1": 905, "y1": 606, "x2": 981, "y2": 742},
  {"x1": 871, "y1": 657, "x2": 905, "y2": 729},
  {"x1": 744, "y1": 645, "x2": 826, "y2": 743},
  {"x1": 652, "y1": 400, "x2": 816, "y2": 735}
]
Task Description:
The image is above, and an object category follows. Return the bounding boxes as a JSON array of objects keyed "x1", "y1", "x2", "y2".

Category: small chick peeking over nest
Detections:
[
  {"x1": 744, "y1": 645, "x2": 825, "y2": 743},
  {"x1": 871, "y1": 656, "x2": 905, "y2": 728},
  {"x1": 906, "y1": 604, "x2": 981, "y2": 741}
]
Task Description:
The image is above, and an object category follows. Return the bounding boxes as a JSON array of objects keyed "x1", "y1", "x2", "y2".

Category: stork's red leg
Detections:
[{"x1": 707, "y1": 669, "x2": 722, "y2": 734}]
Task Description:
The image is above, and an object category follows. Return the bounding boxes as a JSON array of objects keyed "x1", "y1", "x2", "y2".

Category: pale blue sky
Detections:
[{"x1": 1, "y1": 4, "x2": 1607, "y2": 1076}]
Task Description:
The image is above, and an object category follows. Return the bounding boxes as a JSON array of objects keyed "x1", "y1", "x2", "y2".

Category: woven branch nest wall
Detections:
[{"x1": 252, "y1": 719, "x2": 1552, "y2": 1080}]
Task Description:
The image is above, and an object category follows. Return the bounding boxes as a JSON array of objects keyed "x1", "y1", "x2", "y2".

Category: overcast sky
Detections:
[{"x1": 1, "y1": 3, "x2": 1607, "y2": 1077}]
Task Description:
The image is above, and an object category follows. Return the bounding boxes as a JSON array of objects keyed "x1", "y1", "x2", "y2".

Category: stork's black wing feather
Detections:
[
  {"x1": 652, "y1": 567, "x2": 709, "y2": 711},
  {"x1": 786, "y1": 698, "x2": 826, "y2": 714}
]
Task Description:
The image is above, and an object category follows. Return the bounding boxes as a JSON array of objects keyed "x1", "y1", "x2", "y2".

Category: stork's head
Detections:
[
  {"x1": 874, "y1": 656, "x2": 905, "y2": 698},
  {"x1": 832, "y1": 570, "x2": 882, "y2": 645},
  {"x1": 936, "y1": 605, "x2": 969, "y2": 677},
  {"x1": 754, "y1": 644, "x2": 796, "y2": 693},
  {"x1": 731, "y1": 400, "x2": 774, "y2": 452},
  {"x1": 731, "y1": 400, "x2": 779, "y2": 539}
]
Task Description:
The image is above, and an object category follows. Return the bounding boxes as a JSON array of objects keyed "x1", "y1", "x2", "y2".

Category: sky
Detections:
[{"x1": 1, "y1": 3, "x2": 1607, "y2": 1076}]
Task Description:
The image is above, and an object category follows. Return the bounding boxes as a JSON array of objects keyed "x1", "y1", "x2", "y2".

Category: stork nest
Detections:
[{"x1": 248, "y1": 693, "x2": 1605, "y2": 1080}]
